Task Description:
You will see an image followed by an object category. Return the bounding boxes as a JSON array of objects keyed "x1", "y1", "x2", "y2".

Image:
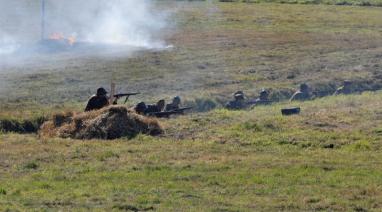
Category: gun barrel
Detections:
[
  {"x1": 148, "y1": 111, "x2": 176, "y2": 118},
  {"x1": 174, "y1": 107, "x2": 193, "y2": 112},
  {"x1": 113, "y1": 92, "x2": 140, "y2": 98}
]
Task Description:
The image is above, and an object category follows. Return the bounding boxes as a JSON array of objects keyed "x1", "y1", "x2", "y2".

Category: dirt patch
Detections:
[{"x1": 40, "y1": 106, "x2": 163, "y2": 140}]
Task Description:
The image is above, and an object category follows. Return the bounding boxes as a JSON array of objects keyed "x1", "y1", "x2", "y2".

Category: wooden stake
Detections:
[{"x1": 110, "y1": 82, "x2": 116, "y2": 104}]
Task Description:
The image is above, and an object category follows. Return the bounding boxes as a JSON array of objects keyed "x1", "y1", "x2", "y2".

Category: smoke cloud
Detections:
[{"x1": 0, "y1": 0, "x2": 169, "y2": 55}]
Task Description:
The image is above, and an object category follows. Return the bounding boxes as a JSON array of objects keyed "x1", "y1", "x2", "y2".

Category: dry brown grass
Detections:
[{"x1": 39, "y1": 106, "x2": 163, "y2": 139}]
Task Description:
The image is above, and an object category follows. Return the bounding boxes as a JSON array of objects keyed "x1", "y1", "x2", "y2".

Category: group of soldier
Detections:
[
  {"x1": 84, "y1": 80, "x2": 354, "y2": 115},
  {"x1": 134, "y1": 96, "x2": 182, "y2": 116},
  {"x1": 85, "y1": 87, "x2": 184, "y2": 117},
  {"x1": 225, "y1": 80, "x2": 354, "y2": 110}
]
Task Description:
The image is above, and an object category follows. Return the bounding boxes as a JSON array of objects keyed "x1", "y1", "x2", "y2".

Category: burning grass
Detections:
[{"x1": 40, "y1": 105, "x2": 163, "y2": 140}]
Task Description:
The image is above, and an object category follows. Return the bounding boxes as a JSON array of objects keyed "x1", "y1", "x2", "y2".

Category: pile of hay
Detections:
[{"x1": 40, "y1": 106, "x2": 163, "y2": 139}]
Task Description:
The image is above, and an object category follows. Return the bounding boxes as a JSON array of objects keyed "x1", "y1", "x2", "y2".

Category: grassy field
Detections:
[
  {"x1": 1, "y1": 1, "x2": 382, "y2": 211},
  {"x1": 1, "y1": 1, "x2": 382, "y2": 108},
  {"x1": 221, "y1": 0, "x2": 382, "y2": 7},
  {"x1": 1, "y1": 92, "x2": 382, "y2": 211}
]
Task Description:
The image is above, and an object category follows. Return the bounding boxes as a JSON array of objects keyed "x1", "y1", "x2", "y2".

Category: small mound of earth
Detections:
[{"x1": 40, "y1": 106, "x2": 163, "y2": 140}]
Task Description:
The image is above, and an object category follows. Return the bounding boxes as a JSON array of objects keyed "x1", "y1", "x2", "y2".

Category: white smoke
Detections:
[
  {"x1": 0, "y1": 35, "x2": 20, "y2": 55},
  {"x1": 84, "y1": 0, "x2": 167, "y2": 48},
  {"x1": 0, "y1": 0, "x2": 169, "y2": 55}
]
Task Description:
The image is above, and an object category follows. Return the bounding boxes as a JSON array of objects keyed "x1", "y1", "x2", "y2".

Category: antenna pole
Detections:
[{"x1": 41, "y1": 0, "x2": 46, "y2": 40}]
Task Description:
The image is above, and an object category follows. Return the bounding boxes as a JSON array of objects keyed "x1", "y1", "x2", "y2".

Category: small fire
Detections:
[
  {"x1": 49, "y1": 32, "x2": 64, "y2": 40},
  {"x1": 67, "y1": 35, "x2": 76, "y2": 46},
  {"x1": 49, "y1": 32, "x2": 76, "y2": 46}
]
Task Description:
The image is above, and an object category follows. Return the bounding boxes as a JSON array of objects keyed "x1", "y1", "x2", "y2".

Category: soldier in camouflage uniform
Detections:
[
  {"x1": 334, "y1": 80, "x2": 352, "y2": 95},
  {"x1": 145, "y1": 99, "x2": 166, "y2": 114},
  {"x1": 249, "y1": 89, "x2": 271, "y2": 106},
  {"x1": 165, "y1": 96, "x2": 181, "y2": 111},
  {"x1": 225, "y1": 91, "x2": 247, "y2": 110},
  {"x1": 134, "y1": 102, "x2": 147, "y2": 115},
  {"x1": 290, "y1": 83, "x2": 311, "y2": 101},
  {"x1": 85, "y1": 87, "x2": 110, "y2": 112}
]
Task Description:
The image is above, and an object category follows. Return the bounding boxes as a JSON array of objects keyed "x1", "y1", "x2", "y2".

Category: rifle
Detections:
[
  {"x1": 147, "y1": 111, "x2": 181, "y2": 118},
  {"x1": 247, "y1": 100, "x2": 272, "y2": 106},
  {"x1": 113, "y1": 92, "x2": 140, "y2": 104},
  {"x1": 148, "y1": 107, "x2": 193, "y2": 118},
  {"x1": 173, "y1": 107, "x2": 193, "y2": 113}
]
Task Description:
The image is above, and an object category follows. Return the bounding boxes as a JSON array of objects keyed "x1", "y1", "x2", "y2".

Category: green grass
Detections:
[
  {"x1": 1, "y1": 1, "x2": 382, "y2": 211},
  {"x1": 222, "y1": 0, "x2": 382, "y2": 7},
  {"x1": 1, "y1": 92, "x2": 382, "y2": 210},
  {"x1": 1, "y1": 1, "x2": 382, "y2": 107}
]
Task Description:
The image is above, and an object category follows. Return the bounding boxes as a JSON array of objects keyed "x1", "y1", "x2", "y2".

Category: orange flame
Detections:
[
  {"x1": 49, "y1": 32, "x2": 64, "y2": 40},
  {"x1": 67, "y1": 35, "x2": 76, "y2": 45},
  {"x1": 49, "y1": 32, "x2": 76, "y2": 46}
]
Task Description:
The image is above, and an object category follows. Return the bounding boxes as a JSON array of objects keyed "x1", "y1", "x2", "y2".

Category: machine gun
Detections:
[
  {"x1": 148, "y1": 107, "x2": 193, "y2": 118},
  {"x1": 113, "y1": 92, "x2": 140, "y2": 104}
]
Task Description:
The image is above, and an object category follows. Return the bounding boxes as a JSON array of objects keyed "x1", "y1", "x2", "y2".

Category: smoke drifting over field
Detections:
[{"x1": 0, "y1": 0, "x2": 168, "y2": 55}]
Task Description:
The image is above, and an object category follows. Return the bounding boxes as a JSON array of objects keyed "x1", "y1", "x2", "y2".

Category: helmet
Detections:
[
  {"x1": 157, "y1": 99, "x2": 166, "y2": 109},
  {"x1": 173, "y1": 96, "x2": 181, "y2": 104},
  {"x1": 96, "y1": 87, "x2": 108, "y2": 96},
  {"x1": 135, "y1": 102, "x2": 147, "y2": 114},
  {"x1": 234, "y1": 91, "x2": 244, "y2": 96},
  {"x1": 260, "y1": 89, "x2": 268, "y2": 96},
  {"x1": 234, "y1": 93, "x2": 244, "y2": 100}
]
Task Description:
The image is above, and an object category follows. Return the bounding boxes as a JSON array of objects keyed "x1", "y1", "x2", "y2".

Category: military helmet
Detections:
[
  {"x1": 234, "y1": 93, "x2": 244, "y2": 100},
  {"x1": 260, "y1": 89, "x2": 268, "y2": 96},
  {"x1": 135, "y1": 102, "x2": 147, "y2": 114},
  {"x1": 234, "y1": 91, "x2": 244, "y2": 96},
  {"x1": 173, "y1": 96, "x2": 181, "y2": 104},
  {"x1": 96, "y1": 87, "x2": 108, "y2": 96},
  {"x1": 157, "y1": 99, "x2": 166, "y2": 109}
]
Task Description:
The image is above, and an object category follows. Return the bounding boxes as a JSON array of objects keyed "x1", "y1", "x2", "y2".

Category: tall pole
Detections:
[{"x1": 41, "y1": 0, "x2": 46, "y2": 40}]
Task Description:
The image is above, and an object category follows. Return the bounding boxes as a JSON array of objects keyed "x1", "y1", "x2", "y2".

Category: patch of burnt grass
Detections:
[{"x1": 0, "y1": 116, "x2": 46, "y2": 134}]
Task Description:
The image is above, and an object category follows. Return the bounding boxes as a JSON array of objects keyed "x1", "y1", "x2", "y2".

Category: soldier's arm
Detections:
[
  {"x1": 104, "y1": 97, "x2": 111, "y2": 107},
  {"x1": 84, "y1": 98, "x2": 94, "y2": 112},
  {"x1": 333, "y1": 88, "x2": 342, "y2": 96},
  {"x1": 289, "y1": 93, "x2": 297, "y2": 102}
]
